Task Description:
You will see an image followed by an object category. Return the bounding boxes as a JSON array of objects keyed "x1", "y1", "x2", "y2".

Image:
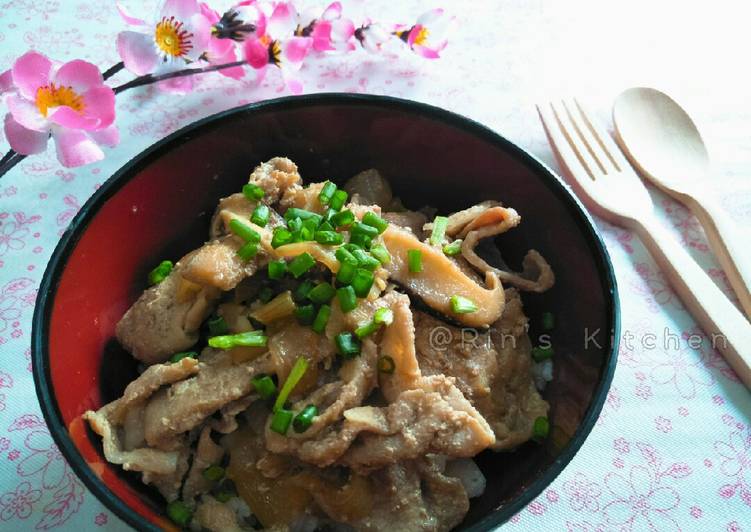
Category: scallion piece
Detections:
[
  {"x1": 258, "y1": 286, "x2": 274, "y2": 303},
  {"x1": 336, "y1": 261, "x2": 356, "y2": 285},
  {"x1": 348, "y1": 233, "x2": 372, "y2": 250},
  {"x1": 270, "y1": 408, "x2": 294, "y2": 435},
  {"x1": 273, "y1": 356, "x2": 310, "y2": 412},
  {"x1": 301, "y1": 217, "x2": 319, "y2": 241},
  {"x1": 318, "y1": 221, "x2": 335, "y2": 232},
  {"x1": 251, "y1": 291, "x2": 295, "y2": 323},
  {"x1": 251, "y1": 374, "x2": 276, "y2": 399},
  {"x1": 542, "y1": 311, "x2": 555, "y2": 330},
  {"x1": 170, "y1": 351, "x2": 196, "y2": 363},
  {"x1": 242, "y1": 183, "x2": 265, "y2": 201},
  {"x1": 315, "y1": 230, "x2": 344, "y2": 246},
  {"x1": 208, "y1": 330, "x2": 268, "y2": 349},
  {"x1": 337, "y1": 285, "x2": 357, "y2": 313},
  {"x1": 202, "y1": 465, "x2": 225, "y2": 482},
  {"x1": 329, "y1": 189, "x2": 348, "y2": 211},
  {"x1": 351, "y1": 268, "x2": 374, "y2": 298},
  {"x1": 295, "y1": 304, "x2": 316, "y2": 325},
  {"x1": 362, "y1": 211, "x2": 389, "y2": 234},
  {"x1": 268, "y1": 259, "x2": 287, "y2": 280},
  {"x1": 335, "y1": 332, "x2": 360, "y2": 358},
  {"x1": 442, "y1": 239, "x2": 462, "y2": 256},
  {"x1": 532, "y1": 345, "x2": 554, "y2": 362},
  {"x1": 214, "y1": 491, "x2": 234, "y2": 503},
  {"x1": 207, "y1": 315, "x2": 228, "y2": 336},
  {"x1": 318, "y1": 181, "x2": 337, "y2": 205},
  {"x1": 229, "y1": 219, "x2": 261, "y2": 243},
  {"x1": 450, "y1": 295, "x2": 478, "y2": 314},
  {"x1": 148, "y1": 260, "x2": 173, "y2": 285},
  {"x1": 374, "y1": 307, "x2": 394, "y2": 325},
  {"x1": 312, "y1": 304, "x2": 331, "y2": 334},
  {"x1": 287, "y1": 217, "x2": 303, "y2": 233},
  {"x1": 352, "y1": 248, "x2": 380, "y2": 271},
  {"x1": 294, "y1": 280, "x2": 315, "y2": 302},
  {"x1": 271, "y1": 227, "x2": 293, "y2": 248},
  {"x1": 237, "y1": 241, "x2": 259, "y2": 260},
  {"x1": 167, "y1": 500, "x2": 192, "y2": 527},
  {"x1": 293, "y1": 404, "x2": 318, "y2": 433},
  {"x1": 378, "y1": 355, "x2": 396, "y2": 374},
  {"x1": 355, "y1": 321, "x2": 379, "y2": 339},
  {"x1": 429, "y1": 216, "x2": 449, "y2": 246},
  {"x1": 308, "y1": 282, "x2": 336, "y2": 304},
  {"x1": 370, "y1": 244, "x2": 391, "y2": 265},
  {"x1": 330, "y1": 209, "x2": 354, "y2": 227},
  {"x1": 288, "y1": 252, "x2": 316, "y2": 278},
  {"x1": 533, "y1": 416, "x2": 550, "y2": 440},
  {"x1": 351, "y1": 221, "x2": 379, "y2": 239},
  {"x1": 335, "y1": 247, "x2": 358, "y2": 266},
  {"x1": 407, "y1": 249, "x2": 422, "y2": 273},
  {"x1": 284, "y1": 208, "x2": 322, "y2": 225},
  {"x1": 251, "y1": 203, "x2": 270, "y2": 227}
]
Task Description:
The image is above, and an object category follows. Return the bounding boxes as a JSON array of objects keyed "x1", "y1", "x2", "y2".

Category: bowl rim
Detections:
[{"x1": 32, "y1": 92, "x2": 620, "y2": 532}]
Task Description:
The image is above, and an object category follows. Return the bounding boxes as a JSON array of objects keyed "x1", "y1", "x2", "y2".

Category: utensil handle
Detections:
[
  {"x1": 629, "y1": 215, "x2": 751, "y2": 389},
  {"x1": 682, "y1": 193, "x2": 751, "y2": 319}
]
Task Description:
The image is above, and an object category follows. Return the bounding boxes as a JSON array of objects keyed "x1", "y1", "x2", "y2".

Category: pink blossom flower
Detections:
[
  {"x1": 17, "y1": 430, "x2": 67, "y2": 489},
  {"x1": 603, "y1": 466, "x2": 680, "y2": 531},
  {"x1": 354, "y1": 20, "x2": 391, "y2": 52},
  {"x1": 564, "y1": 472, "x2": 602, "y2": 512},
  {"x1": 0, "y1": 482, "x2": 41, "y2": 521},
  {"x1": 201, "y1": 1, "x2": 266, "y2": 80},
  {"x1": 394, "y1": 9, "x2": 449, "y2": 59},
  {"x1": 116, "y1": 0, "x2": 212, "y2": 93},
  {"x1": 1, "y1": 52, "x2": 118, "y2": 167},
  {"x1": 294, "y1": 2, "x2": 355, "y2": 52}
]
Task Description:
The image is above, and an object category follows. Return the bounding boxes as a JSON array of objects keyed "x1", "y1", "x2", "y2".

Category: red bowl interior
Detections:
[{"x1": 33, "y1": 94, "x2": 618, "y2": 531}]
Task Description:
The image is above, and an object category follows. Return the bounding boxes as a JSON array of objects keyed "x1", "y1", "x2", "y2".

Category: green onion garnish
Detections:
[
  {"x1": 351, "y1": 268, "x2": 375, "y2": 298},
  {"x1": 273, "y1": 356, "x2": 309, "y2": 412},
  {"x1": 374, "y1": 307, "x2": 394, "y2": 325},
  {"x1": 148, "y1": 260, "x2": 173, "y2": 285},
  {"x1": 312, "y1": 304, "x2": 331, "y2": 334},
  {"x1": 294, "y1": 280, "x2": 315, "y2": 302},
  {"x1": 166, "y1": 500, "x2": 193, "y2": 527},
  {"x1": 270, "y1": 408, "x2": 294, "y2": 435},
  {"x1": 208, "y1": 331, "x2": 268, "y2": 349},
  {"x1": 349, "y1": 233, "x2": 372, "y2": 250},
  {"x1": 329, "y1": 189, "x2": 348, "y2": 211},
  {"x1": 450, "y1": 295, "x2": 478, "y2": 314},
  {"x1": 207, "y1": 315, "x2": 228, "y2": 336},
  {"x1": 442, "y1": 240, "x2": 462, "y2": 256},
  {"x1": 351, "y1": 221, "x2": 379, "y2": 239},
  {"x1": 532, "y1": 345, "x2": 554, "y2": 362},
  {"x1": 352, "y1": 248, "x2": 380, "y2": 271},
  {"x1": 318, "y1": 181, "x2": 337, "y2": 205},
  {"x1": 202, "y1": 465, "x2": 225, "y2": 482},
  {"x1": 318, "y1": 221, "x2": 335, "y2": 233},
  {"x1": 355, "y1": 321, "x2": 379, "y2": 339},
  {"x1": 335, "y1": 247, "x2": 358, "y2": 266},
  {"x1": 301, "y1": 217, "x2": 319, "y2": 241},
  {"x1": 214, "y1": 491, "x2": 234, "y2": 503},
  {"x1": 362, "y1": 211, "x2": 389, "y2": 234},
  {"x1": 335, "y1": 332, "x2": 361, "y2": 358},
  {"x1": 229, "y1": 219, "x2": 261, "y2": 243},
  {"x1": 315, "y1": 230, "x2": 344, "y2": 246},
  {"x1": 337, "y1": 285, "x2": 357, "y2": 313},
  {"x1": 429, "y1": 216, "x2": 449, "y2": 246},
  {"x1": 258, "y1": 286, "x2": 274, "y2": 303},
  {"x1": 542, "y1": 312, "x2": 555, "y2": 330},
  {"x1": 271, "y1": 227, "x2": 293, "y2": 248},
  {"x1": 336, "y1": 261, "x2": 356, "y2": 285},
  {"x1": 295, "y1": 304, "x2": 316, "y2": 325},
  {"x1": 288, "y1": 252, "x2": 316, "y2": 278},
  {"x1": 377, "y1": 355, "x2": 396, "y2": 374},
  {"x1": 533, "y1": 416, "x2": 550, "y2": 440},
  {"x1": 370, "y1": 245, "x2": 391, "y2": 265},
  {"x1": 287, "y1": 217, "x2": 303, "y2": 233},
  {"x1": 407, "y1": 249, "x2": 422, "y2": 273},
  {"x1": 268, "y1": 259, "x2": 287, "y2": 280},
  {"x1": 330, "y1": 209, "x2": 354, "y2": 227},
  {"x1": 169, "y1": 351, "x2": 196, "y2": 363},
  {"x1": 284, "y1": 208, "x2": 322, "y2": 224},
  {"x1": 251, "y1": 374, "x2": 276, "y2": 399},
  {"x1": 308, "y1": 282, "x2": 336, "y2": 304},
  {"x1": 242, "y1": 183, "x2": 265, "y2": 201},
  {"x1": 293, "y1": 404, "x2": 318, "y2": 433},
  {"x1": 251, "y1": 204, "x2": 270, "y2": 227},
  {"x1": 237, "y1": 241, "x2": 259, "y2": 260}
]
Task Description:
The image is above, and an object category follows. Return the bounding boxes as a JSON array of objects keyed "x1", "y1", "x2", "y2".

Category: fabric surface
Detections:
[{"x1": 0, "y1": 0, "x2": 749, "y2": 530}]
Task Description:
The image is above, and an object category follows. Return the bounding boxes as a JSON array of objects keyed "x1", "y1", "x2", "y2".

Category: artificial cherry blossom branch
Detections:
[{"x1": 112, "y1": 60, "x2": 247, "y2": 94}]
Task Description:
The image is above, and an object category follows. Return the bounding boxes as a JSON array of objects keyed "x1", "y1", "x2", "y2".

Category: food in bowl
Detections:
[{"x1": 83, "y1": 157, "x2": 555, "y2": 531}]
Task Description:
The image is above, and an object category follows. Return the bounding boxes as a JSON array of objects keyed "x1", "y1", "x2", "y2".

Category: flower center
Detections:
[
  {"x1": 154, "y1": 16, "x2": 193, "y2": 57},
  {"x1": 413, "y1": 26, "x2": 429, "y2": 46},
  {"x1": 35, "y1": 83, "x2": 84, "y2": 117},
  {"x1": 269, "y1": 40, "x2": 282, "y2": 65}
]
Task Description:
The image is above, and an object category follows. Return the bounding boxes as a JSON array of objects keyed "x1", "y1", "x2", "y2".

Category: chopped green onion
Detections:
[
  {"x1": 312, "y1": 304, "x2": 331, "y2": 334},
  {"x1": 323, "y1": 208, "x2": 337, "y2": 223},
  {"x1": 250, "y1": 203, "x2": 270, "y2": 227},
  {"x1": 429, "y1": 216, "x2": 448, "y2": 246},
  {"x1": 294, "y1": 280, "x2": 315, "y2": 302},
  {"x1": 362, "y1": 211, "x2": 389, "y2": 234},
  {"x1": 251, "y1": 374, "x2": 277, "y2": 399},
  {"x1": 442, "y1": 240, "x2": 463, "y2": 256},
  {"x1": 308, "y1": 282, "x2": 336, "y2": 304},
  {"x1": 202, "y1": 465, "x2": 225, "y2": 482},
  {"x1": 351, "y1": 268, "x2": 375, "y2": 298},
  {"x1": 330, "y1": 209, "x2": 354, "y2": 227},
  {"x1": 268, "y1": 259, "x2": 287, "y2": 280},
  {"x1": 337, "y1": 285, "x2": 357, "y2": 313},
  {"x1": 301, "y1": 217, "x2": 319, "y2": 241},
  {"x1": 370, "y1": 244, "x2": 391, "y2": 265},
  {"x1": 170, "y1": 351, "x2": 196, "y2": 363},
  {"x1": 335, "y1": 246, "x2": 358, "y2": 266},
  {"x1": 374, "y1": 307, "x2": 394, "y2": 325},
  {"x1": 242, "y1": 183, "x2": 265, "y2": 201},
  {"x1": 315, "y1": 230, "x2": 344, "y2": 245},
  {"x1": 284, "y1": 208, "x2": 322, "y2": 225},
  {"x1": 355, "y1": 321, "x2": 379, "y2": 339},
  {"x1": 532, "y1": 345, "x2": 554, "y2": 362},
  {"x1": 349, "y1": 233, "x2": 372, "y2": 250},
  {"x1": 229, "y1": 219, "x2": 261, "y2": 243},
  {"x1": 336, "y1": 261, "x2": 356, "y2": 285},
  {"x1": 270, "y1": 408, "x2": 294, "y2": 435},
  {"x1": 214, "y1": 491, "x2": 234, "y2": 503},
  {"x1": 343, "y1": 243, "x2": 360, "y2": 253},
  {"x1": 352, "y1": 249, "x2": 380, "y2": 271},
  {"x1": 542, "y1": 311, "x2": 555, "y2": 331},
  {"x1": 287, "y1": 217, "x2": 303, "y2": 233},
  {"x1": 407, "y1": 249, "x2": 422, "y2": 273},
  {"x1": 450, "y1": 295, "x2": 478, "y2": 314},
  {"x1": 318, "y1": 181, "x2": 337, "y2": 205},
  {"x1": 378, "y1": 355, "x2": 396, "y2": 374},
  {"x1": 148, "y1": 260, "x2": 173, "y2": 285},
  {"x1": 293, "y1": 404, "x2": 318, "y2": 433},
  {"x1": 237, "y1": 241, "x2": 259, "y2": 260},
  {"x1": 335, "y1": 332, "x2": 361, "y2": 358},
  {"x1": 208, "y1": 331, "x2": 268, "y2": 349},
  {"x1": 252, "y1": 291, "x2": 295, "y2": 323},
  {"x1": 288, "y1": 252, "x2": 316, "y2": 278},
  {"x1": 318, "y1": 221, "x2": 335, "y2": 233},
  {"x1": 295, "y1": 304, "x2": 316, "y2": 325},
  {"x1": 351, "y1": 222, "x2": 379, "y2": 239},
  {"x1": 330, "y1": 189, "x2": 348, "y2": 211},
  {"x1": 533, "y1": 416, "x2": 550, "y2": 440},
  {"x1": 271, "y1": 227, "x2": 293, "y2": 248},
  {"x1": 167, "y1": 500, "x2": 192, "y2": 527},
  {"x1": 207, "y1": 315, "x2": 228, "y2": 336},
  {"x1": 258, "y1": 286, "x2": 274, "y2": 303},
  {"x1": 273, "y1": 356, "x2": 309, "y2": 412}
]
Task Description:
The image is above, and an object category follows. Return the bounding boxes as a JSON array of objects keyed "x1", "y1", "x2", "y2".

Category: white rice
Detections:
[{"x1": 445, "y1": 458, "x2": 486, "y2": 499}]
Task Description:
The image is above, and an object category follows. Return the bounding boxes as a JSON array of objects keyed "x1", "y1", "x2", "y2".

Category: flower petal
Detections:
[
  {"x1": 0, "y1": 69, "x2": 13, "y2": 94},
  {"x1": 649, "y1": 487, "x2": 679, "y2": 512},
  {"x1": 602, "y1": 499, "x2": 634, "y2": 525},
  {"x1": 244, "y1": 38, "x2": 270, "y2": 69},
  {"x1": 4, "y1": 114, "x2": 48, "y2": 155},
  {"x1": 116, "y1": 1, "x2": 147, "y2": 26},
  {"x1": 88, "y1": 125, "x2": 120, "y2": 147},
  {"x1": 7, "y1": 94, "x2": 48, "y2": 132},
  {"x1": 24, "y1": 430, "x2": 52, "y2": 452},
  {"x1": 604, "y1": 472, "x2": 631, "y2": 498},
  {"x1": 12, "y1": 51, "x2": 54, "y2": 100},
  {"x1": 268, "y1": 2, "x2": 296, "y2": 38},
  {"x1": 412, "y1": 44, "x2": 441, "y2": 59},
  {"x1": 279, "y1": 65, "x2": 303, "y2": 94},
  {"x1": 650, "y1": 363, "x2": 676, "y2": 385},
  {"x1": 52, "y1": 127, "x2": 104, "y2": 168},
  {"x1": 330, "y1": 19, "x2": 355, "y2": 42},
  {"x1": 81, "y1": 87, "x2": 116, "y2": 129},
  {"x1": 48, "y1": 107, "x2": 99, "y2": 131},
  {"x1": 184, "y1": 13, "x2": 212, "y2": 61},
  {"x1": 157, "y1": 75, "x2": 194, "y2": 94},
  {"x1": 321, "y1": 2, "x2": 342, "y2": 21},
  {"x1": 283, "y1": 37, "x2": 312, "y2": 68},
  {"x1": 17, "y1": 451, "x2": 48, "y2": 477},
  {"x1": 117, "y1": 31, "x2": 160, "y2": 76},
  {"x1": 629, "y1": 466, "x2": 653, "y2": 498},
  {"x1": 161, "y1": 0, "x2": 201, "y2": 21},
  {"x1": 645, "y1": 510, "x2": 680, "y2": 532},
  {"x1": 53, "y1": 60, "x2": 103, "y2": 94},
  {"x1": 41, "y1": 457, "x2": 66, "y2": 489}
]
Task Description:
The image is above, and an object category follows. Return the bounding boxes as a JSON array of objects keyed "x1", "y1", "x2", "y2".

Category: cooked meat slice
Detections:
[
  {"x1": 210, "y1": 192, "x2": 286, "y2": 240},
  {"x1": 194, "y1": 497, "x2": 245, "y2": 532},
  {"x1": 142, "y1": 444, "x2": 191, "y2": 502},
  {"x1": 425, "y1": 200, "x2": 500, "y2": 237},
  {"x1": 180, "y1": 236, "x2": 265, "y2": 291},
  {"x1": 480, "y1": 248, "x2": 555, "y2": 293},
  {"x1": 383, "y1": 210, "x2": 428, "y2": 239},
  {"x1": 183, "y1": 427, "x2": 225, "y2": 503},
  {"x1": 211, "y1": 394, "x2": 255, "y2": 434},
  {"x1": 272, "y1": 241, "x2": 339, "y2": 273},
  {"x1": 382, "y1": 224, "x2": 505, "y2": 328},
  {"x1": 377, "y1": 292, "x2": 422, "y2": 401},
  {"x1": 344, "y1": 169, "x2": 393, "y2": 207},
  {"x1": 267, "y1": 318, "x2": 337, "y2": 383},
  {"x1": 247, "y1": 157, "x2": 301, "y2": 204},
  {"x1": 280, "y1": 181, "x2": 328, "y2": 213}
]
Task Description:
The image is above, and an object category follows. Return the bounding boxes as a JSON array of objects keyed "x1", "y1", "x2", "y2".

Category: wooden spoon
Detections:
[{"x1": 613, "y1": 87, "x2": 751, "y2": 319}]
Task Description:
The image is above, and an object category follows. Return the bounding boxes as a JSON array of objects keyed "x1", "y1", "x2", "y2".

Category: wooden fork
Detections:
[{"x1": 537, "y1": 99, "x2": 751, "y2": 389}]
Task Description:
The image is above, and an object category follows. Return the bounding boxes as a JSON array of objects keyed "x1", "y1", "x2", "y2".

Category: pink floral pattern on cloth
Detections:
[{"x1": 0, "y1": 0, "x2": 750, "y2": 530}]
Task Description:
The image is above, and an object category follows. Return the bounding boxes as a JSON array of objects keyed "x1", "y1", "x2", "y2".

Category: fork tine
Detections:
[
  {"x1": 536, "y1": 103, "x2": 597, "y2": 182},
  {"x1": 559, "y1": 99, "x2": 612, "y2": 174},
  {"x1": 549, "y1": 100, "x2": 605, "y2": 180},
  {"x1": 573, "y1": 98, "x2": 632, "y2": 172}
]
